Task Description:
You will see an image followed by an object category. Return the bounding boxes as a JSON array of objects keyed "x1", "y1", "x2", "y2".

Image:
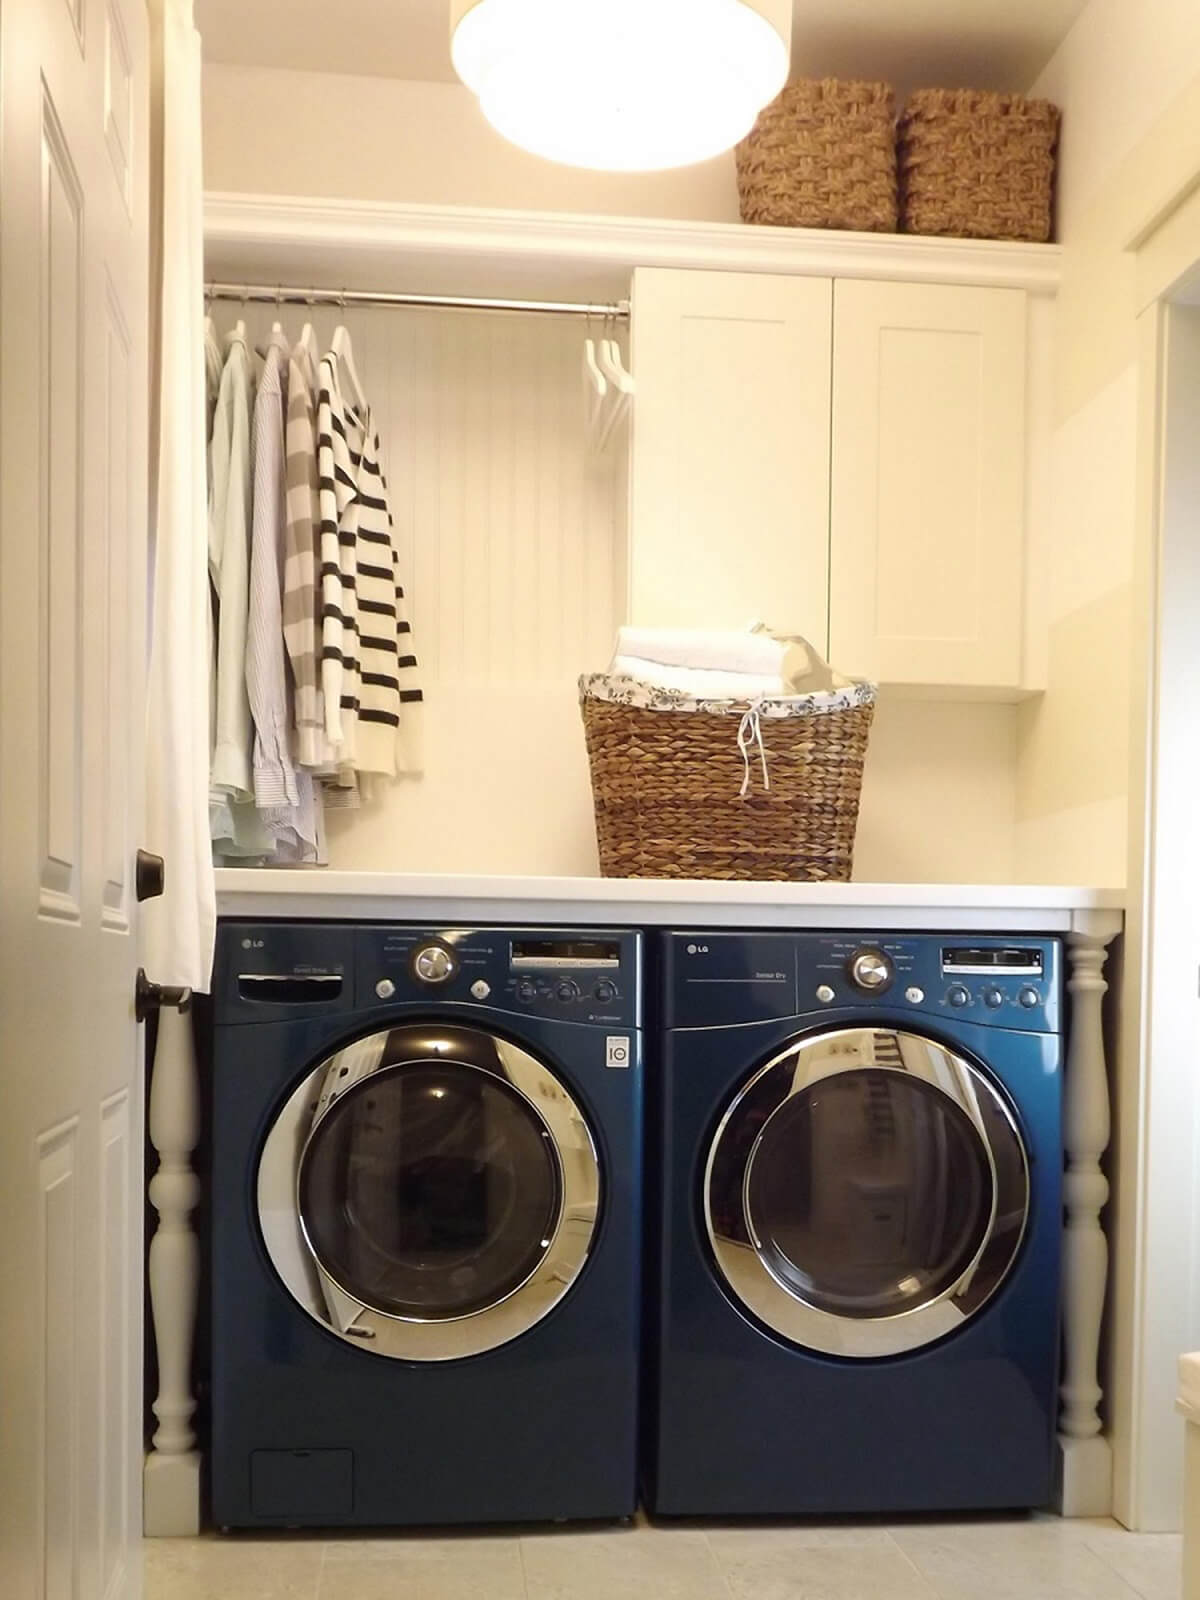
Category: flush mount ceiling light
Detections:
[{"x1": 450, "y1": 0, "x2": 792, "y2": 172}]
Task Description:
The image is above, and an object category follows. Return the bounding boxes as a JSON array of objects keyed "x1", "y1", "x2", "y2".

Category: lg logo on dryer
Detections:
[{"x1": 686, "y1": 944, "x2": 710, "y2": 955}]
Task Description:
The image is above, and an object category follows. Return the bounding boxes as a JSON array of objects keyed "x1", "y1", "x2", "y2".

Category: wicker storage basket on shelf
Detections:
[
  {"x1": 578, "y1": 676, "x2": 877, "y2": 883},
  {"x1": 898, "y1": 89, "x2": 1061, "y2": 242},
  {"x1": 736, "y1": 79, "x2": 898, "y2": 232}
]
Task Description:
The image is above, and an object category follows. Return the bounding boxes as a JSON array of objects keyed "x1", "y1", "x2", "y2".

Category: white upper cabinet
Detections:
[
  {"x1": 627, "y1": 265, "x2": 1043, "y2": 698},
  {"x1": 628, "y1": 268, "x2": 832, "y2": 650},
  {"x1": 829, "y1": 279, "x2": 1029, "y2": 691}
]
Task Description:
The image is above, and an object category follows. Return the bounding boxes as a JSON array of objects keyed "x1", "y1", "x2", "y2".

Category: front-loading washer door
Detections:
[
  {"x1": 257, "y1": 1024, "x2": 601, "y2": 1360},
  {"x1": 704, "y1": 1027, "x2": 1029, "y2": 1358}
]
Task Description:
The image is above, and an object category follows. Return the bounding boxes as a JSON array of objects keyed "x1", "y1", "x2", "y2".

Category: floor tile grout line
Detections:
[
  {"x1": 516, "y1": 1530, "x2": 531, "y2": 1600},
  {"x1": 698, "y1": 1527, "x2": 738, "y2": 1599},
  {"x1": 879, "y1": 1531, "x2": 944, "y2": 1597},
  {"x1": 1079, "y1": 1533, "x2": 1174, "y2": 1600}
]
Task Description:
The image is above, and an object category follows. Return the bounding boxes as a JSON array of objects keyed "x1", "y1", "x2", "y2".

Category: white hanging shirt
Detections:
[
  {"x1": 247, "y1": 328, "x2": 300, "y2": 809},
  {"x1": 208, "y1": 326, "x2": 254, "y2": 802}
]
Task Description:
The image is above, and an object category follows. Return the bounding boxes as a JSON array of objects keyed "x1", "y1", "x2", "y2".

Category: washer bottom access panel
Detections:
[
  {"x1": 646, "y1": 931, "x2": 1063, "y2": 1517},
  {"x1": 209, "y1": 921, "x2": 643, "y2": 1528}
]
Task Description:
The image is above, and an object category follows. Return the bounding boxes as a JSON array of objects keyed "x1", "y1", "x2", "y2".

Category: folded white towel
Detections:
[
  {"x1": 614, "y1": 627, "x2": 787, "y2": 677},
  {"x1": 611, "y1": 656, "x2": 786, "y2": 698}
]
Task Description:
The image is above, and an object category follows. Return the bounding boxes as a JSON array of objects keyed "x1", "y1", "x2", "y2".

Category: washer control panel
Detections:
[
  {"x1": 213, "y1": 923, "x2": 640, "y2": 1028},
  {"x1": 360, "y1": 926, "x2": 640, "y2": 1027},
  {"x1": 667, "y1": 933, "x2": 1060, "y2": 1032}
]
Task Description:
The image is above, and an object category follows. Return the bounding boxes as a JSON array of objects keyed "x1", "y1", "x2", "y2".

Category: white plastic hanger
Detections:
[
  {"x1": 331, "y1": 316, "x2": 368, "y2": 414},
  {"x1": 596, "y1": 326, "x2": 635, "y2": 454},
  {"x1": 299, "y1": 320, "x2": 318, "y2": 364},
  {"x1": 582, "y1": 321, "x2": 608, "y2": 440}
]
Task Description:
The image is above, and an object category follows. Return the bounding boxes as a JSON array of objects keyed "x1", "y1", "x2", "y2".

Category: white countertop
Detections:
[{"x1": 214, "y1": 870, "x2": 1124, "y2": 936}]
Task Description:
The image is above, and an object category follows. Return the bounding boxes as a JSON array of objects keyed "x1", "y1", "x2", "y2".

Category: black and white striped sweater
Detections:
[{"x1": 316, "y1": 352, "x2": 422, "y2": 778}]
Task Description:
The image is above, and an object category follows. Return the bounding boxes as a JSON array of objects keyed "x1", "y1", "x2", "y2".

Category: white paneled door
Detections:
[{"x1": 0, "y1": 0, "x2": 149, "y2": 1596}]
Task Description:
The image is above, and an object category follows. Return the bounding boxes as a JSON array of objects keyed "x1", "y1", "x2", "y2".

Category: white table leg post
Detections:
[
  {"x1": 1057, "y1": 923, "x2": 1119, "y2": 1517},
  {"x1": 143, "y1": 1004, "x2": 202, "y2": 1536}
]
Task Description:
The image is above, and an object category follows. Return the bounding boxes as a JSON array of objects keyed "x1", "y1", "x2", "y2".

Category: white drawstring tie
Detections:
[{"x1": 737, "y1": 701, "x2": 771, "y2": 798}]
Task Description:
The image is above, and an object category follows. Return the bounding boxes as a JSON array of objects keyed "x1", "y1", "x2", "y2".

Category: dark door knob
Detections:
[
  {"x1": 136, "y1": 850, "x2": 166, "y2": 902},
  {"x1": 135, "y1": 967, "x2": 192, "y2": 1023}
]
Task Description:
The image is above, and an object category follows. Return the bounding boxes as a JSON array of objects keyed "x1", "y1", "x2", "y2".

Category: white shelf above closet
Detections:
[{"x1": 205, "y1": 193, "x2": 1063, "y2": 304}]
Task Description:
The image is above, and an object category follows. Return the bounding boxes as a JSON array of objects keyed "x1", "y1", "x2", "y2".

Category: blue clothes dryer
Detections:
[
  {"x1": 646, "y1": 931, "x2": 1063, "y2": 1517},
  {"x1": 209, "y1": 921, "x2": 642, "y2": 1529}
]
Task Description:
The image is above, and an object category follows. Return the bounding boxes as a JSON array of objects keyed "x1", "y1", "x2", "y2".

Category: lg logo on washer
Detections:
[{"x1": 686, "y1": 944, "x2": 710, "y2": 955}]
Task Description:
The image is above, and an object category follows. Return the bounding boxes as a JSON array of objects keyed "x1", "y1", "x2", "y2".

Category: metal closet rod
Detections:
[{"x1": 204, "y1": 281, "x2": 630, "y2": 319}]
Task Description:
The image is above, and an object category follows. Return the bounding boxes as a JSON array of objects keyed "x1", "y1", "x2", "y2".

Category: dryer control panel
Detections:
[
  {"x1": 215, "y1": 922, "x2": 641, "y2": 1028},
  {"x1": 666, "y1": 933, "x2": 1061, "y2": 1033}
]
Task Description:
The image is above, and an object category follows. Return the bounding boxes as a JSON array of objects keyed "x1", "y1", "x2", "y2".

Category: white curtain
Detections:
[{"x1": 142, "y1": 0, "x2": 215, "y2": 993}]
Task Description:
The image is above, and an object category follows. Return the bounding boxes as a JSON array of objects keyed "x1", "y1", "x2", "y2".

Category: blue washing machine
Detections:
[
  {"x1": 647, "y1": 931, "x2": 1062, "y2": 1517},
  {"x1": 209, "y1": 921, "x2": 642, "y2": 1529}
]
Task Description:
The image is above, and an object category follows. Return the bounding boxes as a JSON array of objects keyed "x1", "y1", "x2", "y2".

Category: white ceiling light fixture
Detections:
[{"x1": 450, "y1": 0, "x2": 792, "y2": 173}]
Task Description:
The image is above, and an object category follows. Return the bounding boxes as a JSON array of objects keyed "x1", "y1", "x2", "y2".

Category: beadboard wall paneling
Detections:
[{"x1": 230, "y1": 302, "x2": 625, "y2": 686}]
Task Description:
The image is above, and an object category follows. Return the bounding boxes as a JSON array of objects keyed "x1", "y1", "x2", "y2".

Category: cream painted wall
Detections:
[
  {"x1": 1023, "y1": 0, "x2": 1200, "y2": 1533},
  {"x1": 201, "y1": 63, "x2": 741, "y2": 221},
  {"x1": 1014, "y1": 3, "x2": 1200, "y2": 885}
]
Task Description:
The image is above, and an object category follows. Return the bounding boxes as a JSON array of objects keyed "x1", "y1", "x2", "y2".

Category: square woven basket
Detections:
[
  {"x1": 736, "y1": 79, "x2": 898, "y2": 233},
  {"x1": 899, "y1": 89, "x2": 1061, "y2": 242},
  {"x1": 578, "y1": 677, "x2": 877, "y2": 883}
]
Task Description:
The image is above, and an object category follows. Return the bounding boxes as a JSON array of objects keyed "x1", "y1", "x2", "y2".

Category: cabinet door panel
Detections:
[
  {"x1": 629, "y1": 269, "x2": 832, "y2": 649},
  {"x1": 830, "y1": 279, "x2": 1027, "y2": 689}
]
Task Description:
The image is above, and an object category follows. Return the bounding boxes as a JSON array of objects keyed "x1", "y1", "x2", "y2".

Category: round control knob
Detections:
[
  {"x1": 556, "y1": 979, "x2": 580, "y2": 1003},
  {"x1": 983, "y1": 987, "x2": 1005, "y2": 1009},
  {"x1": 516, "y1": 978, "x2": 537, "y2": 1003},
  {"x1": 594, "y1": 980, "x2": 617, "y2": 1004},
  {"x1": 470, "y1": 979, "x2": 491, "y2": 1000},
  {"x1": 816, "y1": 984, "x2": 836, "y2": 1005},
  {"x1": 375, "y1": 978, "x2": 396, "y2": 1001},
  {"x1": 413, "y1": 944, "x2": 456, "y2": 984},
  {"x1": 905, "y1": 986, "x2": 925, "y2": 1005},
  {"x1": 849, "y1": 949, "x2": 893, "y2": 992},
  {"x1": 1019, "y1": 987, "x2": 1040, "y2": 1010},
  {"x1": 948, "y1": 985, "x2": 970, "y2": 1008}
]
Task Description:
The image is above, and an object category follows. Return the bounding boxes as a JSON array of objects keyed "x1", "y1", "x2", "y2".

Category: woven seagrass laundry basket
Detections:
[
  {"x1": 898, "y1": 89, "x2": 1061, "y2": 242},
  {"x1": 578, "y1": 675, "x2": 877, "y2": 883},
  {"x1": 736, "y1": 79, "x2": 898, "y2": 232}
]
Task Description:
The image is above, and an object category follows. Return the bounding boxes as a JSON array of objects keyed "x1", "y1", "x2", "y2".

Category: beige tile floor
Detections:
[{"x1": 143, "y1": 1513, "x2": 1183, "y2": 1600}]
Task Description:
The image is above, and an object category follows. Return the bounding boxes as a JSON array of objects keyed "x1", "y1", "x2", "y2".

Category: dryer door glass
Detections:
[
  {"x1": 300, "y1": 1063, "x2": 562, "y2": 1320},
  {"x1": 705, "y1": 1027, "x2": 1030, "y2": 1359},
  {"x1": 745, "y1": 1073, "x2": 991, "y2": 1319}
]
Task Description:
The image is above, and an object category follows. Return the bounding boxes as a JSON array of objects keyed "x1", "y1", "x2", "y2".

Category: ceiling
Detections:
[{"x1": 195, "y1": 0, "x2": 1090, "y2": 101}]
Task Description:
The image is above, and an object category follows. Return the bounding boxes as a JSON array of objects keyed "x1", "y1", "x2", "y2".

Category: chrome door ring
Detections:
[
  {"x1": 257, "y1": 1025, "x2": 602, "y2": 1361},
  {"x1": 704, "y1": 1026, "x2": 1030, "y2": 1359}
]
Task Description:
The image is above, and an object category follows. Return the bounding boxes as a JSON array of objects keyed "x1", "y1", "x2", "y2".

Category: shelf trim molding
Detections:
[{"x1": 205, "y1": 192, "x2": 1064, "y2": 295}]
